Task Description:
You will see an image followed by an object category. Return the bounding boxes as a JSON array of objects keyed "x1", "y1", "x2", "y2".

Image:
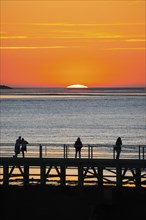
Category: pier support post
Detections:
[
  {"x1": 135, "y1": 168, "x2": 141, "y2": 187},
  {"x1": 40, "y1": 165, "x2": 46, "y2": 185},
  {"x1": 3, "y1": 165, "x2": 9, "y2": 185},
  {"x1": 60, "y1": 166, "x2": 66, "y2": 186},
  {"x1": 116, "y1": 166, "x2": 122, "y2": 186},
  {"x1": 98, "y1": 167, "x2": 103, "y2": 186},
  {"x1": 78, "y1": 166, "x2": 83, "y2": 186},
  {"x1": 24, "y1": 166, "x2": 29, "y2": 185}
]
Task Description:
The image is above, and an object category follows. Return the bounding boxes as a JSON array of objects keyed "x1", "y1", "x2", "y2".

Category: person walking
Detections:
[
  {"x1": 74, "y1": 137, "x2": 83, "y2": 158},
  {"x1": 114, "y1": 137, "x2": 122, "y2": 159},
  {"x1": 21, "y1": 138, "x2": 29, "y2": 158},
  {"x1": 14, "y1": 136, "x2": 22, "y2": 158}
]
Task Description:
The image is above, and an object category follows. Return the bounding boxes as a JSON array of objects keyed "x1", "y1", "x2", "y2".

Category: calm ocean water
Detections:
[{"x1": 0, "y1": 87, "x2": 146, "y2": 145}]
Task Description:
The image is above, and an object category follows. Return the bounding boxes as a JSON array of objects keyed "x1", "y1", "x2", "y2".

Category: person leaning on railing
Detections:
[
  {"x1": 14, "y1": 136, "x2": 22, "y2": 158},
  {"x1": 114, "y1": 137, "x2": 123, "y2": 159},
  {"x1": 21, "y1": 138, "x2": 29, "y2": 158}
]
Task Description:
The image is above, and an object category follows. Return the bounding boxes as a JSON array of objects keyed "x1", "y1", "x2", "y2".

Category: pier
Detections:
[{"x1": 0, "y1": 144, "x2": 146, "y2": 187}]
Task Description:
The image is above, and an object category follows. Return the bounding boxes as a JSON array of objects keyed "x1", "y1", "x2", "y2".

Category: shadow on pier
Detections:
[{"x1": 0, "y1": 185, "x2": 146, "y2": 220}]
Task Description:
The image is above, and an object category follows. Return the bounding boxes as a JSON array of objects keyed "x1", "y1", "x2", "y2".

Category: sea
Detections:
[
  {"x1": 0, "y1": 87, "x2": 146, "y2": 185},
  {"x1": 0, "y1": 87, "x2": 146, "y2": 146}
]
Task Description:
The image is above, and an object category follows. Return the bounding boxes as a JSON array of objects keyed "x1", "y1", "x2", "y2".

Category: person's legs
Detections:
[
  {"x1": 116, "y1": 149, "x2": 120, "y2": 159},
  {"x1": 22, "y1": 150, "x2": 24, "y2": 158},
  {"x1": 13, "y1": 153, "x2": 17, "y2": 158},
  {"x1": 79, "y1": 150, "x2": 81, "y2": 158}
]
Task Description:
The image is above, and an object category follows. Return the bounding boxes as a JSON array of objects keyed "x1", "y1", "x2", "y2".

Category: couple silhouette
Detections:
[{"x1": 14, "y1": 136, "x2": 29, "y2": 158}]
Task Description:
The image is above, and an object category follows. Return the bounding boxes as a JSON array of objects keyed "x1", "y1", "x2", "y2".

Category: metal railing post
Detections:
[
  {"x1": 39, "y1": 144, "x2": 42, "y2": 158},
  {"x1": 91, "y1": 145, "x2": 93, "y2": 158},
  {"x1": 143, "y1": 147, "x2": 144, "y2": 160},
  {"x1": 64, "y1": 144, "x2": 68, "y2": 158},
  {"x1": 88, "y1": 145, "x2": 90, "y2": 158},
  {"x1": 139, "y1": 146, "x2": 141, "y2": 160},
  {"x1": 113, "y1": 146, "x2": 115, "y2": 159}
]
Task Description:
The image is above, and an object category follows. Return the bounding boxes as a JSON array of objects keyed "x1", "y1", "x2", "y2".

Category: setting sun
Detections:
[{"x1": 67, "y1": 84, "x2": 88, "y2": 89}]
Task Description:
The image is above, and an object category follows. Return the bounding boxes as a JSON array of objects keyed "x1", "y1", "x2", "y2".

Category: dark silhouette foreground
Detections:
[{"x1": 1, "y1": 185, "x2": 146, "y2": 220}]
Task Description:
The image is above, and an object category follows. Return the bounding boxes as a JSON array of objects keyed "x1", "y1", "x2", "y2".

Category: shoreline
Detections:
[{"x1": 1, "y1": 185, "x2": 146, "y2": 220}]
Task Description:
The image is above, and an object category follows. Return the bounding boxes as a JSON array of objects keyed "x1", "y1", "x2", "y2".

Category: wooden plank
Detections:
[{"x1": 1, "y1": 157, "x2": 146, "y2": 168}]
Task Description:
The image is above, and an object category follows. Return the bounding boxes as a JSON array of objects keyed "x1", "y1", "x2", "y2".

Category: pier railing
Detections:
[
  {"x1": 0, "y1": 143, "x2": 145, "y2": 160},
  {"x1": 0, "y1": 143, "x2": 146, "y2": 187}
]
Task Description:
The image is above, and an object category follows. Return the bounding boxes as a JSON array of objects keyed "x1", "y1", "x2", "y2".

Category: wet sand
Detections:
[{"x1": 1, "y1": 185, "x2": 146, "y2": 220}]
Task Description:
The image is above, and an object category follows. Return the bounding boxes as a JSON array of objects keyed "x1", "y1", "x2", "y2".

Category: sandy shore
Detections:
[{"x1": 1, "y1": 185, "x2": 146, "y2": 220}]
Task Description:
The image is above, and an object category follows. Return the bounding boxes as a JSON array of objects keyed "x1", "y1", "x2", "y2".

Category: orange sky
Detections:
[{"x1": 1, "y1": 1, "x2": 145, "y2": 88}]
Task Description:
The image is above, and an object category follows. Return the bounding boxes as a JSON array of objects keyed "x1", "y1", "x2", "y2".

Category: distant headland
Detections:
[{"x1": 0, "y1": 85, "x2": 12, "y2": 89}]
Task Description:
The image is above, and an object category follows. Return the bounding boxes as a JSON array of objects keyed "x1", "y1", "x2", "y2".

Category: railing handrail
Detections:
[
  {"x1": 0, "y1": 143, "x2": 145, "y2": 160},
  {"x1": 0, "y1": 143, "x2": 146, "y2": 147}
]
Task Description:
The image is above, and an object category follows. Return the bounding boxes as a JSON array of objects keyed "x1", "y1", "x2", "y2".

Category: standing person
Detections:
[
  {"x1": 14, "y1": 136, "x2": 22, "y2": 158},
  {"x1": 114, "y1": 137, "x2": 122, "y2": 159},
  {"x1": 21, "y1": 138, "x2": 29, "y2": 158},
  {"x1": 74, "y1": 137, "x2": 83, "y2": 158}
]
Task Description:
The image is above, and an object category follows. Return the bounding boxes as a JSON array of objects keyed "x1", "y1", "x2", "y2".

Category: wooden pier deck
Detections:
[
  {"x1": 0, "y1": 157, "x2": 146, "y2": 187},
  {"x1": 0, "y1": 144, "x2": 146, "y2": 187}
]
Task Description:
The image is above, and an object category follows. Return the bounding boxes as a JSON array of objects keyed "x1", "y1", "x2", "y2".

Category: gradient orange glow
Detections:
[{"x1": 1, "y1": 1, "x2": 145, "y2": 88}]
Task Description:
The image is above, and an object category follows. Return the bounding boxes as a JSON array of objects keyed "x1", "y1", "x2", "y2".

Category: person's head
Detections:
[
  {"x1": 22, "y1": 138, "x2": 24, "y2": 141},
  {"x1": 19, "y1": 136, "x2": 21, "y2": 139}
]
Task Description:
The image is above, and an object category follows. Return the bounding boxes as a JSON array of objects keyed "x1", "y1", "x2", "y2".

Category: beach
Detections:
[{"x1": 1, "y1": 185, "x2": 146, "y2": 220}]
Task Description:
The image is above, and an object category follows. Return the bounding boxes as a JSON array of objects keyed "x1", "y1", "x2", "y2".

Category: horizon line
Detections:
[{"x1": 1, "y1": 85, "x2": 145, "y2": 89}]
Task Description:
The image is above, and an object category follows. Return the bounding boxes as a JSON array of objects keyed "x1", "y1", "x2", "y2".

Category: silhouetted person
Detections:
[
  {"x1": 14, "y1": 136, "x2": 22, "y2": 158},
  {"x1": 114, "y1": 137, "x2": 122, "y2": 159},
  {"x1": 74, "y1": 137, "x2": 83, "y2": 158},
  {"x1": 21, "y1": 138, "x2": 29, "y2": 158}
]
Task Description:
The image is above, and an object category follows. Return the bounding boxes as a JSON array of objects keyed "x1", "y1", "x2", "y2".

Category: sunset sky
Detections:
[{"x1": 1, "y1": 1, "x2": 145, "y2": 88}]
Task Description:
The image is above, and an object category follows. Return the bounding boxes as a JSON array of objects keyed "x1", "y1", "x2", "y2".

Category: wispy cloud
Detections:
[
  {"x1": 0, "y1": 33, "x2": 122, "y2": 40},
  {"x1": 110, "y1": 47, "x2": 146, "y2": 51},
  {"x1": 33, "y1": 22, "x2": 145, "y2": 27},
  {"x1": 0, "y1": 46, "x2": 68, "y2": 49},
  {"x1": 32, "y1": 35, "x2": 122, "y2": 39},
  {"x1": 2, "y1": 22, "x2": 145, "y2": 28},
  {"x1": 1, "y1": 36, "x2": 28, "y2": 39},
  {"x1": 1, "y1": 22, "x2": 145, "y2": 42},
  {"x1": 125, "y1": 39, "x2": 146, "y2": 42}
]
